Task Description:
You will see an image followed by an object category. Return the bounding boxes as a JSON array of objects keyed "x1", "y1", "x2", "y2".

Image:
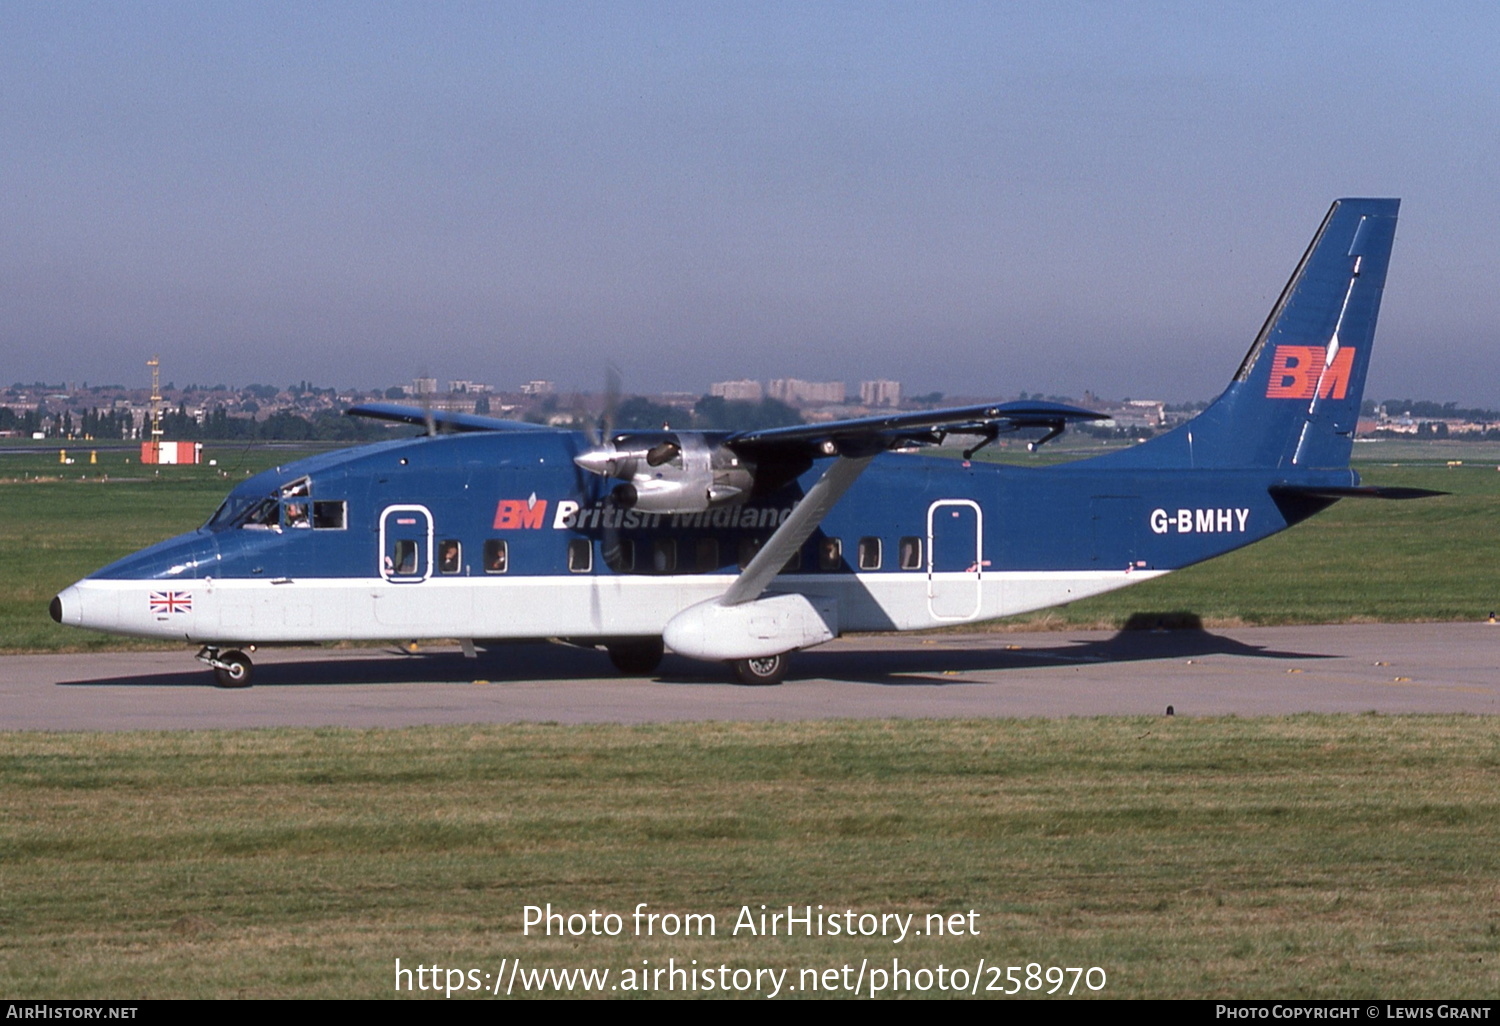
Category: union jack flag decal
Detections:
[{"x1": 150, "y1": 591, "x2": 192, "y2": 614}]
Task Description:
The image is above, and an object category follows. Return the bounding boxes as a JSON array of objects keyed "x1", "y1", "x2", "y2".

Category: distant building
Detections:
[
  {"x1": 859, "y1": 380, "x2": 902, "y2": 408},
  {"x1": 1108, "y1": 400, "x2": 1166, "y2": 429},
  {"x1": 711, "y1": 379, "x2": 764, "y2": 402},
  {"x1": 448, "y1": 380, "x2": 490, "y2": 394},
  {"x1": 768, "y1": 379, "x2": 844, "y2": 405},
  {"x1": 411, "y1": 377, "x2": 438, "y2": 395},
  {"x1": 520, "y1": 380, "x2": 555, "y2": 396}
]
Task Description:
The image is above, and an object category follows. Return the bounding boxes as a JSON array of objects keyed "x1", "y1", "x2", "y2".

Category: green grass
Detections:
[{"x1": 2, "y1": 718, "x2": 1497, "y2": 998}]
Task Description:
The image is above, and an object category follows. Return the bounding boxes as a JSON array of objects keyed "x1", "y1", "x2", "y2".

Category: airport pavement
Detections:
[{"x1": 3, "y1": 622, "x2": 1498, "y2": 731}]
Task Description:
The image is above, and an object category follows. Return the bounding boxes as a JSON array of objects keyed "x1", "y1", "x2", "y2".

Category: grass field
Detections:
[
  {"x1": 4, "y1": 437, "x2": 1498, "y2": 652},
  {"x1": 2, "y1": 717, "x2": 1496, "y2": 999}
]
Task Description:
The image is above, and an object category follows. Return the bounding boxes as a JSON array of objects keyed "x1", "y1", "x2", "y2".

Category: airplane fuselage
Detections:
[{"x1": 52, "y1": 428, "x2": 1352, "y2": 646}]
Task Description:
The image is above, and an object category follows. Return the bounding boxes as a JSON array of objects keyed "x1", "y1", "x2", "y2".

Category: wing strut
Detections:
[{"x1": 719, "y1": 455, "x2": 875, "y2": 607}]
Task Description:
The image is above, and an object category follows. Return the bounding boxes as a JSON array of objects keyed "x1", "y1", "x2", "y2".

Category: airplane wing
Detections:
[
  {"x1": 345, "y1": 402, "x2": 548, "y2": 433},
  {"x1": 725, "y1": 400, "x2": 1108, "y2": 459},
  {"x1": 714, "y1": 400, "x2": 1107, "y2": 608}
]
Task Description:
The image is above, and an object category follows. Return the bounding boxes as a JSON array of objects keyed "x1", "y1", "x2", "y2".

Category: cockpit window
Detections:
[
  {"x1": 206, "y1": 476, "x2": 339, "y2": 533},
  {"x1": 312, "y1": 501, "x2": 346, "y2": 530},
  {"x1": 240, "y1": 496, "x2": 281, "y2": 529}
]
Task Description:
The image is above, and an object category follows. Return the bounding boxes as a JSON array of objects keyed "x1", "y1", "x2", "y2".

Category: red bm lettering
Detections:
[
  {"x1": 1265, "y1": 345, "x2": 1355, "y2": 400},
  {"x1": 493, "y1": 499, "x2": 548, "y2": 529}
]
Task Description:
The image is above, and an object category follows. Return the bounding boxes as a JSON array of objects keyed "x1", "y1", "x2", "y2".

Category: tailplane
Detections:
[{"x1": 1098, "y1": 198, "x2": 1399, "y2": 470}]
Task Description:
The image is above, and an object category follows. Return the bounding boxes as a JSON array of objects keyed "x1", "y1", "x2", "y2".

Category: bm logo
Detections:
[
  {"x1": 1266, "y1": 345, "x2": 1355, "y2": 400},
  {"x1": 493, "y1": 495, "x2": 548, "y2": 530}
]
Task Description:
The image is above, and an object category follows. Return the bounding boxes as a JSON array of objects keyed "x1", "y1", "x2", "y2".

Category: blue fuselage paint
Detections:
[{"x1": 88, "y1": 427, "x2": 1351, "y2": 589}]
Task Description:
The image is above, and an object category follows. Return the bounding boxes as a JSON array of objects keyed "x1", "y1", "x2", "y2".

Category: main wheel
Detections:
[
  {"x1": 732, "y1": 653, "x2": 787, "y2": 686},
  {"x1": 606, "y1": 638, "x2": 664, "y2": 675},
  {"x1": 213, "y1": 650, "x2": 253, "y2": 688}
]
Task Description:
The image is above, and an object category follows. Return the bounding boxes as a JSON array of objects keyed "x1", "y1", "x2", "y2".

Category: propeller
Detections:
[
  {"x1": 569, "y1": 367, "x2": 634, "y2": 571},
  {"x1": 415, "y1": 368, "x2": 437, "y2": 437}
]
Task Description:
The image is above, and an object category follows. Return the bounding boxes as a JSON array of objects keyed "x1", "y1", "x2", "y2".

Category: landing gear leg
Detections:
[
  {"x1": 198, "y1": 646, "x2": 254, "y2": 688},
  {"x1": 732, "y1": 653, "x2": 788, "y2": 686},
  {"x1": 606, "y1": 638, "x2": 665, "y2": 675}
]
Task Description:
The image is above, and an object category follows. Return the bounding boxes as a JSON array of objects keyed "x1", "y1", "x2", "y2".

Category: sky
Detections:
[{"x1": 2, "y1": 2, "x2": 1498, "y2": 404}]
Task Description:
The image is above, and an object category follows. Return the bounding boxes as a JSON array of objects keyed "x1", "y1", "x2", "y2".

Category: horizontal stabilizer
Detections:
[{"x1": 1269, "y1": 484, "x2": 1447, "y2": 501}]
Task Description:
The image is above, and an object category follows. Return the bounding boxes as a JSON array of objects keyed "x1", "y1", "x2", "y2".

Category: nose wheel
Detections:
[{"x1": 197, "y1": 647, "x2": 254, "y2": 688}]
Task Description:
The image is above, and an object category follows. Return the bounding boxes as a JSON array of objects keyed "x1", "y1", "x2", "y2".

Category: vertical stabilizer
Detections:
[{"x1": 1097, "y1": 198, "x2": 1399, "y2": 470}]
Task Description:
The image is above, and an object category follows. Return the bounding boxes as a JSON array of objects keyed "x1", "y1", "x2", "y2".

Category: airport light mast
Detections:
[{"x1": 147, "y1": 354, "x2": 162, "y2": 443}]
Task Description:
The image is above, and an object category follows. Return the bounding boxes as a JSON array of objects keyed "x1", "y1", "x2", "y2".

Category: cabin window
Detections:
[
  {"x1": 738, "y1": 538, "x2": 762, "y2": 569},
  {"x1": 392, "y1": 539, "x2": 419, "y2": 576},
  {"x1": 438, "y1": 539, "x2": 462, "y2": 574},
  {"x1": 783, "y1": 549, "x2": 802, "y2": 573},
  {"x1": 568, "y1": 538, "x2": 592, "y2": 573},
  {"x1": 695, "y1": 539, "x2": 719, "y2": 572},
  {"x1": 858, "y1": 537, "x2": 882, "y2": 570},
  {"x1": 606, "y1": 539, "x2": 636, "y2": 572},
  {"x1": 483, "y1": 539, "x2": 508, "y2": 573},
  {"x1": 652, "y1": 539, "x2": 677, "y2": 573},
  {"x1": 313, "y1": 501, "x2": 346, "y2": 530},
  {"x1": 818, "y1": 538, "x2": 842, "y2": 571},
  {"x1": 899, "y1": 536, "x2": 923, "y2": 570}
]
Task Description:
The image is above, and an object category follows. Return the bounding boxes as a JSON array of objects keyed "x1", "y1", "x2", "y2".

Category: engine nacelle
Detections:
[
  {"x1": 574, "y1": 432, "x2": 753, "y2": 514},
  {"x1": 663, "y1": 593, "x2": 839, "y2": 660}
]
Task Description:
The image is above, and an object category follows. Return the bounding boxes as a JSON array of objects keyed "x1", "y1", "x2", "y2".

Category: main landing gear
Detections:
[
  {"x1": 603, "y1": 638, "x2": 790, "y2": 685},
  {"x1": 605, "y1": 638, "x2": 665, "y2": 675},
  {"x1": 731, "y1": 653, "x2": 788, "y2": 686},
  {"x1": 198, "y1": 646, "x2": 254, "y2": 688}
]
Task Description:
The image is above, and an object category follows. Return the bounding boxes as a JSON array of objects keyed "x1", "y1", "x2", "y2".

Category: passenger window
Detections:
[
  {"x1": 858, "y1": 537, "x2": 882, "y2": 570},
  {"x1": 483, "y1": 539, "x2": 508, "y2": 574},
  {"x1": 438, "y1": 539, "x2": 461, "y2": 574},
  {"x1": 818, "y1": 538, "x2": 842, "y2": 571},
  {"x1": 653, "y1": 539, "x2": 677, "y2": 573},
  {"x1": 313, "y1": 501, "x2": 346, "y2": 530},
  {"x1": 607, "y1": 538, "x2": 636, "y2": 572},
  {"x1": 392, "y1": 540, "x2": 418, "y2": 575},
  {"x1": 783, "y1": 549, "x2": 802, "y2": 573},
  {"x1": 738, "y1": 538, "x2": 762, "y2": 569},
  {"x1": 899, "y1": 536, "x2": 923, "y2": 570},
  {"x1": 568, "y1": 538, "x2": 592, "y2": 573},
  {"x1": 695, "y1": 539, "x2": 720, "y2": 572}
]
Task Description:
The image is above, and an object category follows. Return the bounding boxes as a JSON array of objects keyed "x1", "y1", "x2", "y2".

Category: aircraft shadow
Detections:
[
  {"x1": 778, "y1": 624, "x2": 1333, "y2": 687},
  {"x1": 58, "y1": 619, "x2": 1333, "y2": 689}
]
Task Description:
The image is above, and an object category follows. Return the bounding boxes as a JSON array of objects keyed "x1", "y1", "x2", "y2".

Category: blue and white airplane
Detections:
[{"x1": 52, "y1": 198, "x2": 1429, "y2": 686}]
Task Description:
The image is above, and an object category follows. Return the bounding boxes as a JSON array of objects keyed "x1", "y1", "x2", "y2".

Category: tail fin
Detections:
[{"x1": 1099, "y1": 198, "x2": 1399, "y2": 470}]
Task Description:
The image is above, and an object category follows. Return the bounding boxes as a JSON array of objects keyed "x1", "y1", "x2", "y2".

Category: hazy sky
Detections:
[{"x1": 3, "y1": 2, "x2": 1497, "y2": 403}]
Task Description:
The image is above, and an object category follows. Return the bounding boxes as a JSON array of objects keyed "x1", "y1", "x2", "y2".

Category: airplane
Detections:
[{"x1": 51, "y1": 198, "x2": 1433, "y2": 687}]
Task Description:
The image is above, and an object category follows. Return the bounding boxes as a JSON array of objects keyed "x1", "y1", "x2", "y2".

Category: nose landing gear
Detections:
[{"x1": 197, "y1": 646, "x2": 254, "y2": 688}]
